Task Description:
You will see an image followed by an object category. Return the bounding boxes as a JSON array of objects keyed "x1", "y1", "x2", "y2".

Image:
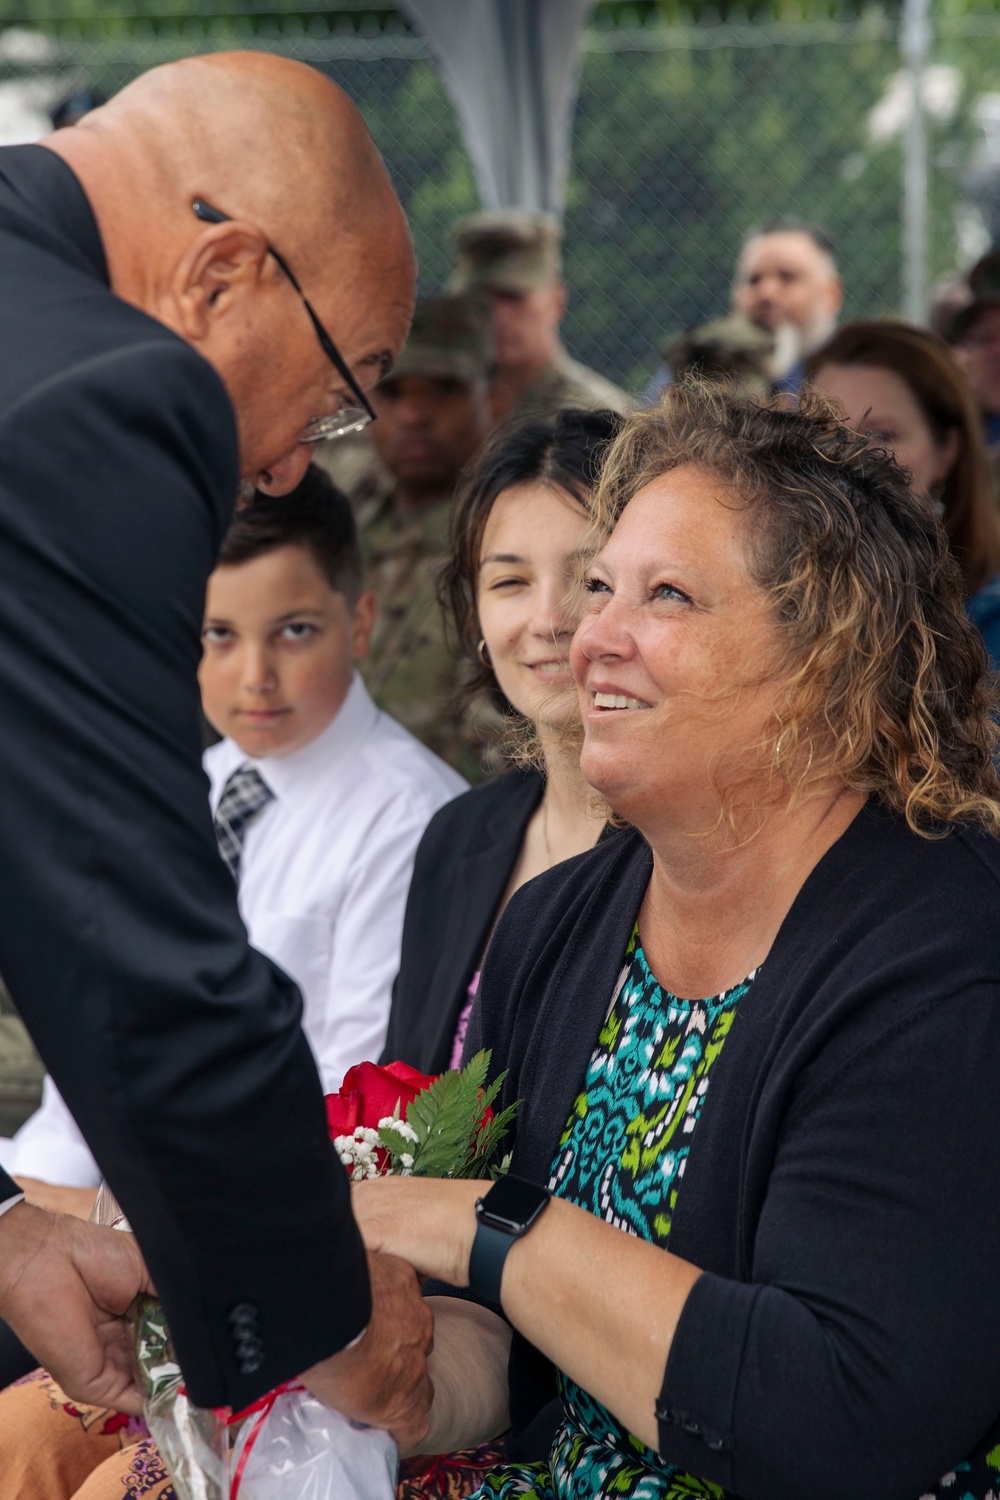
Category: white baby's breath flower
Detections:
[{"x1": 400, "y1": 1153, "x2": 414, "y2": 1169}]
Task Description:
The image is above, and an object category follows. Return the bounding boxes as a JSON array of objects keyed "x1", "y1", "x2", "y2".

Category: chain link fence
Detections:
[{"x1": 2, "y1": 5, "x2": 1000, "y2": 392}]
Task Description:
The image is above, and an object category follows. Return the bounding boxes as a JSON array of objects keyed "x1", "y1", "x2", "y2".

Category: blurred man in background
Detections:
[
  {"x1": 950, "y1": 250, "x2": 1000, "y2": 452},
  {"x1": 451, "y1": 209, "x2": 629, "y2": 422},
  {"x1": 732, "y1": 219, "x2": 843, "y2": 392},
  {"x1": 340, "y1": 292, "x2": 497, "y2": 780}
]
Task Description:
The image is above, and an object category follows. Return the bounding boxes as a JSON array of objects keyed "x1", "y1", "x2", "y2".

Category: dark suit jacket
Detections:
[
  {"x1": 0, "y1": 144, "x2": 368, "y2": 1409},
  {"x1": 381, "y1": 769, "x2": 543, "y2": 1074},
  {"x1": 466, "y1": 806, "x2": 1000, "y2": 1498}
]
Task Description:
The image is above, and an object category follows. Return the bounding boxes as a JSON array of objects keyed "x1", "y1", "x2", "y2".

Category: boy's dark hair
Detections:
[{"x1": 219, "y1": 464, "x2": 363, "y2": 603}]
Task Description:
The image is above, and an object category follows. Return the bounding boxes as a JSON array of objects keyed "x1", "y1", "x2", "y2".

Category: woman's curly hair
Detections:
[{"x1": 593, "y1": 382, "x2": 1000, "y2": 836}]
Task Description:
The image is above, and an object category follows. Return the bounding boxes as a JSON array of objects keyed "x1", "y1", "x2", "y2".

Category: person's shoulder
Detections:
[
  {"x1": 358, "y1": 709, "x2": 468, "y2": 807},
  {"x1": 551, "y1": 347, "x2": 632, "y2": 413},
  {"x1": 413, "y1": 767, "x2": 543, "y2": 852},
  {"x1": 2, "y1": 324, "x2": 234, "y2": 472},
  {"x1": 809, "y1": 799, "x2": 1000, "y2": 971},
  {"x1": 850, "y1": 798, "x2": 1000, "y2": 888}
]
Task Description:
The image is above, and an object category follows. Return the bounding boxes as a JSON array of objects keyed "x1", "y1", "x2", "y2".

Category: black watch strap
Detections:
[
  {"x1": 468, "y1": 1219, "x2": 516, "y2": 1305},
  {"x1": 468, "y1": 1176, "x2": 552, "y2": 1306}
]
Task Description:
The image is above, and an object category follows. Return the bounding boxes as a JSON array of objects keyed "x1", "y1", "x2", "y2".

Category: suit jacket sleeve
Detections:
[{"x1": 0, "y1": 337, "x2": 369, "y2": 1409}]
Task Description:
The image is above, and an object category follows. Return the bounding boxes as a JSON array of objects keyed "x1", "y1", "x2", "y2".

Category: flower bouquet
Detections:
[{"x1": 95, "y1": 1050, "x2": 515, "y2": 1500}]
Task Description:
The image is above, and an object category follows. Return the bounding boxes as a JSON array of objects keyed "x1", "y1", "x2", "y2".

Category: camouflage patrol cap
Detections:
[
  {"x1": 382, "y1": 293, "x2": 495, "y2": 384},
  {"x1": 662, "y1": 313, "x2": 775, "y2": 399},
  {"x1": 950, "y1": 250, "x2": 1000, "y2": 343},
  {"x1": 451, "y1": 210, "x2": 563, "y2": 293}
]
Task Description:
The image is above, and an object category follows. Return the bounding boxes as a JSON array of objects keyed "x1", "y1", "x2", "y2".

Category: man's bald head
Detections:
[{"x1": 44, "y1": 53, "x2": 416, "y2": 492}]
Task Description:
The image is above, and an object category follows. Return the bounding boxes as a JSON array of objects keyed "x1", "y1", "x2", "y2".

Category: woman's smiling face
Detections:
[
  {"x1": 571, "y1": 464, "x2": 790, "y2": 831},
  {"x1": 477, "y1": 480, "x2": 591, "y2": 733}
]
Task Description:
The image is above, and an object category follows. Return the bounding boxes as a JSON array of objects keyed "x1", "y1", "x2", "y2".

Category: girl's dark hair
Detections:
[
  {"x1": 806, "y1": 320, "x2": 1000, "y2": 595},
  {"x1": 220, "y1": 465, "x2": 362, "y2": 603},
  {"x1": 440, "y1": 407, "x2": 623, "y2": 706}
]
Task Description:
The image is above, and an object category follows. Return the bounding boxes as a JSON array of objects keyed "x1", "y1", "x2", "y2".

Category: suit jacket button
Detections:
[{"x1": 228, "y1": 1302, "x2": 264, "y2": 1371}]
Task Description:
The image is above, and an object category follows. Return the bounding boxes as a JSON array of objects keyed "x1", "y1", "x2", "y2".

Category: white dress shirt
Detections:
[{"x1": 7, "y1": 674, "x2": 465, "y2": 1186}]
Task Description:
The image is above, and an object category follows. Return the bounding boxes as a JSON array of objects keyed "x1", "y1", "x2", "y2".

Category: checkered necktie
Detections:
[{"x1": 214, "y1": 766, "x2": 274, "y2": 883}]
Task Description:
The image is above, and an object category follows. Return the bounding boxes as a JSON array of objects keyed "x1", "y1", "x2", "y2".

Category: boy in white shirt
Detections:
[{"x1": 6, "y1": 466, "x2": 465, "y2": 1210}]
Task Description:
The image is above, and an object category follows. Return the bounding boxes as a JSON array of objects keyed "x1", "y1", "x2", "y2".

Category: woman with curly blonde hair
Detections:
[{"x1": 350, "y1": 385, "x2": 1000, "y2": 1500}]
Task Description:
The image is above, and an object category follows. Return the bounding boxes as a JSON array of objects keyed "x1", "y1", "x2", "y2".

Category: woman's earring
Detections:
[{"x1": 477, "y1": 638, "x2": 492, "y2": 668}]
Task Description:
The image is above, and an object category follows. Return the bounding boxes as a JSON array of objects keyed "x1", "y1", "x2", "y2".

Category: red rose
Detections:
[{"x1": 325, "y1": 1059, "x2": 436, "y2": 1142}]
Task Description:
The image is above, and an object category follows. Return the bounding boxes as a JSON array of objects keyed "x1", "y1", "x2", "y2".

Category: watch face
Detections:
[{"x1": 480, "y1": 1174, "x2": 549, "y2": 1232}]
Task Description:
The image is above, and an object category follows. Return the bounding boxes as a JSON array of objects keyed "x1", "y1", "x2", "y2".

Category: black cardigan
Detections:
[
  {"x1": 464, "y1": 801, "x2": 1000, "y2": 1500},
  {"x1": 381, "y1": 769, "x2": 544, "y2": 1074}
]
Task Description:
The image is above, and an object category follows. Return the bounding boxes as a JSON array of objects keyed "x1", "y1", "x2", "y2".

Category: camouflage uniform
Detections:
[
  {"x1": 513, "y1": 339, "x2": 630, "y2": 422},
  {"x1": 451, "y1": 209, "x2": 630, "y2": 421},
  {"x1": 334, "y1": 295, "x2": 500, "y2": 783},
  {"x1": 661, "y1": 313, "x2": 776, "y2": 401}
]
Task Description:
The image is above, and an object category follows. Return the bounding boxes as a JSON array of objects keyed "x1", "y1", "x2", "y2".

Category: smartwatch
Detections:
[{"x1": 468, "y1": 1174, "x2": 552, "y2": 1306}]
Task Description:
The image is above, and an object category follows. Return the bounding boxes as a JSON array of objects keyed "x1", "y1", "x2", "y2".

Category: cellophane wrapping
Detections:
[{"x1": 91, "y1": 1183, "x2": 397, "y2": 1500}]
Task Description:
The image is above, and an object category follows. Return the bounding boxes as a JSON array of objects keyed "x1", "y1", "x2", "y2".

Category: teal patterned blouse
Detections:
[{"x1": 474, "y1": 925, "x2": 755, "y2": 1500}]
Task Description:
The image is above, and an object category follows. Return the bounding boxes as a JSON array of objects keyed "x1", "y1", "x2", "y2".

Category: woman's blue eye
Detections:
[
  {"x1": 654, "y1": 583, "x2": 690, "y2": 604},
  {"x1": 585, "y1": 577, "x2": 611, "y2": 594}
]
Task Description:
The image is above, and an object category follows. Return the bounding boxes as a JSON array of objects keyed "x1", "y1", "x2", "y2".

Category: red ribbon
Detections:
[{"x1": 180, "y1": 1379, "x2": 304, "y2": 1500}]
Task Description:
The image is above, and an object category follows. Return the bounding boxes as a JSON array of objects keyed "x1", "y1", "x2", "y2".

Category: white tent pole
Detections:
[{"x1": 901, "y1": 0, "x2": 932, "y2": 324}]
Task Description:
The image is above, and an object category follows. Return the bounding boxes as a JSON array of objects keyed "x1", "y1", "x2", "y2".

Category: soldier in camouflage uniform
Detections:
[
  {"x1": 661, "y1": 313, "x2": 776, "y2": 401},
  {"x1": 347, "y1": 293, "x2": 498, "y2": 782},
  {"x1": 450, "y1": 209, "x2": 630, "y2": 423}
]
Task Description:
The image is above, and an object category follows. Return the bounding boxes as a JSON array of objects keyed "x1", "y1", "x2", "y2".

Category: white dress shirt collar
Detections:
[{"x1": 210, "y1": 673, "x2": 379, "y2": 813}]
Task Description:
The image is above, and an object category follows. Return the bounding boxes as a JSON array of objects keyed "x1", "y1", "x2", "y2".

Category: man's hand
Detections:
[
  {"x1": 301, "y1": 1251, "x2": 433, "y2": 1451},
  {"x1": 0, "y1": 1201, "x2": 153, "y2": 1414}
]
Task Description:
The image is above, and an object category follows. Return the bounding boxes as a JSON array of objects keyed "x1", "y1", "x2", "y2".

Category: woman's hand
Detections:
[
  {"x1": 358, "y1": 1174, "x2": 703, "y2": 1454},
  {"x1": 14, "y1": 1177, "x2": 99, "y2": 1221},
  {"x1": 351, "y1": 1177, "x2": 484, "y2": 1287}
]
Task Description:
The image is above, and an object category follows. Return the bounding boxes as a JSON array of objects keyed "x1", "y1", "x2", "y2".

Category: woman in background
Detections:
[
  {"x1": 807, "y1": 319, "x2": 1000, "y2": 664},
  {"x1": 381, "y1": 408, "x2": 620, "y2": 1077}
]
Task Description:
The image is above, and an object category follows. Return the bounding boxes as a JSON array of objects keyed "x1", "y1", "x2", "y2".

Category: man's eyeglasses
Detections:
[{"x1": 192, "y1": 198, "x2": 376, "y2": 444}]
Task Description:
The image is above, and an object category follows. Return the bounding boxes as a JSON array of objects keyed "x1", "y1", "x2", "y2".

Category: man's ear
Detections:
[
  {"x1": 351, "y1": 589, "x2": 378, "y2": 659},
  {"x1": 165, "y1": 221, "x2": 272, "y2": 344}
]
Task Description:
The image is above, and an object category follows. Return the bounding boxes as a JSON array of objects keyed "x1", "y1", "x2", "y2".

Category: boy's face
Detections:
[{"x1": 199, "y1": 544, "x2": 375, "y2": 759}]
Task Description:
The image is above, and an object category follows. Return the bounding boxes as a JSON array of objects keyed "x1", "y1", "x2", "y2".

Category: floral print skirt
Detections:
[{"x1": 0, "y1": 1366, "x2": 504, "y2": 1500}]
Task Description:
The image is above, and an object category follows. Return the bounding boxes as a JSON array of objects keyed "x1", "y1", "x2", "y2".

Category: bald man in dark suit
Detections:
[{"x1": 0, "y1": 52, "x2": 430, "y2": 1441}]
